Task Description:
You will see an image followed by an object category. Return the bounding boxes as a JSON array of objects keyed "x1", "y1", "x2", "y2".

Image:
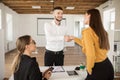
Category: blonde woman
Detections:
[{"x1": 12, "y1": 35, "x2": 51, "y2": 80}]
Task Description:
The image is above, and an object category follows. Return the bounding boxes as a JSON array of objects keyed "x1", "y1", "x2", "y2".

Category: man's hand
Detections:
[{"x1": 64, "y1": 35, "x2": 74, "y2": 42}]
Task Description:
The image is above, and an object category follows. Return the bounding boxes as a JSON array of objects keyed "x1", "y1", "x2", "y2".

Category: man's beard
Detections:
[{"x1": 55, "y1": 17, "x2": 62, "y2": 22}]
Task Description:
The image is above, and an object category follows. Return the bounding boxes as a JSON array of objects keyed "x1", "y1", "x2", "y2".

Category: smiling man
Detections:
[{"x1": 44, "y1": 6, "x2": 71, "y2": 66}]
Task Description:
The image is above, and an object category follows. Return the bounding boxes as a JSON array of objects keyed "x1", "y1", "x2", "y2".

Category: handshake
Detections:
[{"x1": 64, "y1": 35, "x2": 74, "y2": 42}]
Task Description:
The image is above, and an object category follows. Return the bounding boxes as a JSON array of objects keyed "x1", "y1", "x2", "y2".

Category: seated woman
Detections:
[{"x1": 12, "y1": 35, "x2": 51, "y2": 80}]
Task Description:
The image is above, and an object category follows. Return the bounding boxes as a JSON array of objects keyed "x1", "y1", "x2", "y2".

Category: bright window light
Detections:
[
  {"x1": 6, "y1": 13, "x2": 13, "y2": 41},
  {"x1": 103, "y1": 8, "x2": 115, "y2": 30}
]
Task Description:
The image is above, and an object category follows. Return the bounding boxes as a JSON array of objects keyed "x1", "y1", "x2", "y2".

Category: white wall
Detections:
[
  {"x1": 114, "y1": 0, "x2": 120, "y2": 41},
  {"x1": 0, "y1": 29, "x2": 5, "y2": 79},
  {"x1": 18, "y1": 14, "x2": 84, "y2": 47},
  {"x1": 114, "y1": 0, "x2": 120, "y2": 29},
  {"x1": 0, "y1": 3, "x2": 19, "y2": 52},
  {"x1": 97, "y1": 0, "x2": 120, "y2": 29},
  {"x1": 97, "y1": 0, "x2": 120, "y2": 64},
  {"x1": 0, "y1": 3, "x2": 20, "y2": 79}
]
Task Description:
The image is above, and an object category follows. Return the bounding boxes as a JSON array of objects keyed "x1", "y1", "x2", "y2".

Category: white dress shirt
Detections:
[{"x1": 44, "y1": 20, "x2": 68, "y2": 51}]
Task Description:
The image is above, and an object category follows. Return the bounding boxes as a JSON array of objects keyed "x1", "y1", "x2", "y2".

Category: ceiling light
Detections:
[
  {"x1": 66, "y1": 6, "x2": 75, "y2": 10},
  {"x1": 32, "y1": 6, "x2": 41, "y2": 9},
  {"x1": 50, "y1": 0, "x2": 54, "y2": 2}
]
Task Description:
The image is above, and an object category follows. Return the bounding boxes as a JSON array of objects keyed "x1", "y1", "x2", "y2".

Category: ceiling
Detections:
[{"x1": 2, "y1": 0, "x2": 108, "y2": 14}]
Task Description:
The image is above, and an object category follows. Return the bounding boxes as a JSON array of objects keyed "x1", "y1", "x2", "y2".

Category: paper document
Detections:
[{"x1": 52, "y1": 66, "x2": 65, "y2": 72}]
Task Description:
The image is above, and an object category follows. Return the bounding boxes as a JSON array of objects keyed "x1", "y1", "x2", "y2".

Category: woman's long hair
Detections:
[
  {"x1": 87, "y1": 9, "x2": 110, "y2": 50},
  {"x1": 12, "y1": 35, "x2": 31, "y2": 73}
]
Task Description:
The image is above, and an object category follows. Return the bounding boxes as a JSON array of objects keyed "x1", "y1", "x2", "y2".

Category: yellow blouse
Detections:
[{"x1": 74, "y1": 27, "x2": 108, "y2": 74}]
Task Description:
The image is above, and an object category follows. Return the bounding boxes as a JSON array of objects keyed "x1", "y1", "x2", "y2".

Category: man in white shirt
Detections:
[{"x1": 44, "y1": 6, "x2": 71, "y2": 66}]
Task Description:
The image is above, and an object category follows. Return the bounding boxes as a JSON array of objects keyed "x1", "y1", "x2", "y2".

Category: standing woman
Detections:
[
  {"x1": 71, "y1": 9, "x2": 114, "y2": 80},
  {"x1": 12, "y1": 35, "x2": 51, "y2": 80}
]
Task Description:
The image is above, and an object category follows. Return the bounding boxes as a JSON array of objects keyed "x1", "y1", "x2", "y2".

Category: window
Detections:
[
  {"x1": 110, "y1": 11, "x2": 115, "y2": 30},
  {"x1": 103, "y1": 8, "x2": 115, "y2": 30},
  {"x1": 0, "y1": 9, "x2": 1, "y2": 29},
  {"x1": 6, "y1": 13, "x2": 13, "y2": 41}
]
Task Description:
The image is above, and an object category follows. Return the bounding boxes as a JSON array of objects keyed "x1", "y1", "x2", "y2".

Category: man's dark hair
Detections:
[{"x1": 53, "y1": 6, "x2": 63, "y2": 11}]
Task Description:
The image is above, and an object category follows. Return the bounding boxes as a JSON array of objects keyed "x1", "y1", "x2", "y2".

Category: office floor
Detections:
[{"x1": 5, "y1": 45, "x2": 120, "y2": 80}]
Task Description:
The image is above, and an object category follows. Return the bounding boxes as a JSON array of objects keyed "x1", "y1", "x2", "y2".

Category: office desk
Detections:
[{"x1": 9, "y1": 66, "x2": 87, "y2": 80}]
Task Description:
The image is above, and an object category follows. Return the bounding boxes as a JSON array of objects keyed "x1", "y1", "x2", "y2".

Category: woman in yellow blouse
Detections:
[{"x1": 71, "y1": 9, "x2": 114, "y2": 80}]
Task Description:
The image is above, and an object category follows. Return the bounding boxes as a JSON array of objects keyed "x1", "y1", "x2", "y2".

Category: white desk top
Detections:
[{"x1": 9, "y1": 66, "x2": 87, "y2": 80}]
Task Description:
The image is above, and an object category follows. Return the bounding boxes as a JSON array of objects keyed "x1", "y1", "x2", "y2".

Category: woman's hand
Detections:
[
  {"x1": 43, "y1": 71, "x2": 52, "y2": 79},
  {"x1": 43, "y1": 68, "x2": 52, "y2": 79}
]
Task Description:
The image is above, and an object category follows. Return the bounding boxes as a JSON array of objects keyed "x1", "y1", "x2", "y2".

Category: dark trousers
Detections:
[
  {"x1": 85, "y1": 58, "x2": 114, "y2": 80},
  {"x1": 44, "y1": 49, "x2": 64, "y2": 66}
]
